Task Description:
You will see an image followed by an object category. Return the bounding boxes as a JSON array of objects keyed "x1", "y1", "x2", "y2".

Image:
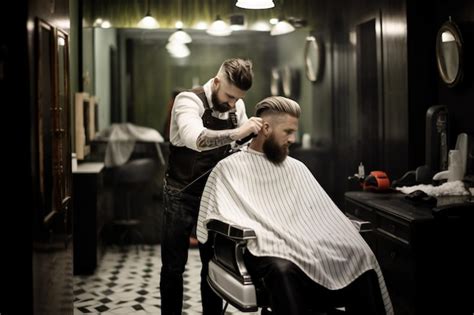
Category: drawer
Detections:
[
  {"x1": 344, "y1": 200, "x2": 376, "y2": 222},
  {"x1": 376, "y1": 212, "x2": 410, "y2": 245}
]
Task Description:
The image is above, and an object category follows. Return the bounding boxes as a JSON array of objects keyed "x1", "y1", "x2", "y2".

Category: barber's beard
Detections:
[
  {"x1": 263, "y1": 134, "x2": 289, "y2": 164},
  {"x1": 211, "y1": 89, "x2": 231, "y2": 113}
]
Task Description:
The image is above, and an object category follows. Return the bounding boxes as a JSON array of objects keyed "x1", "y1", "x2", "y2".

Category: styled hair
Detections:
[
  {"x1": 217, "y1": 58, "x2": 253, "y2": 91},
  {"x1": 255, "y1": 96, "x2": 301, "y2": 118}
]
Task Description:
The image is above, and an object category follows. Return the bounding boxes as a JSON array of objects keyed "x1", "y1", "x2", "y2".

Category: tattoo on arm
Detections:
[{"x1": 196, "y1": 129, "x2": 237, "y2": 150}]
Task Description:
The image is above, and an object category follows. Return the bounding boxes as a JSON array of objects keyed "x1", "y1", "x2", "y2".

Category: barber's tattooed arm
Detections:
[
  {"x1": 196, "y1": 129, "x2": 238, "y2": 150},
  {"x1": 196, "y1": 117, "x2": 264, "y2": 151}
]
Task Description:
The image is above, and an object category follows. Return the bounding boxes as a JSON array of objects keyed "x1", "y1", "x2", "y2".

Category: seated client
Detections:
[{"x1": 197, "y1": 96, "x2": 393, "y2": 315}]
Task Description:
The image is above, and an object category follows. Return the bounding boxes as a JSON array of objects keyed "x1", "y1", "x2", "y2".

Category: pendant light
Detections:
[
  {"x1": 270, "y1": 18, "x2": 294, "y2": 36},
  {"x1": 207, "y1": 15, "x2": 232, "y2": 36},
  {"x1": 168, "y1": 0, "x2": 192, "y2": 44},
  {"x1": 207, "y1": 0, "x2": 231, "y2": 36},
  {"x1": 166, "y1": 41, "x2": 190, "y2": 58},
  {"x1": 169, "y1": 27, "x2": 192, "y2": 44},
  {"x1": 137, "y1": 0, "x2": 160, "y2": 29},
  {"x1": 236, "y1": 0, "x2": 275, "y2": 9}
]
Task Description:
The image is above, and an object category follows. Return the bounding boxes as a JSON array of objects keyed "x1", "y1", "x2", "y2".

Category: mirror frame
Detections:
[
  {"x1": 436, "y1": 19, "x2": 463, "y2": 88},
  {"x1": 304, "y1": 35, "x2": 321, "y2": 82}
]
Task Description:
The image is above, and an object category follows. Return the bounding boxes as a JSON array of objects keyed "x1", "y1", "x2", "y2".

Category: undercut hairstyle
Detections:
[
  {"x1": 217, "y1": 58, "x2": 254, "y2": 91},
  {"x1": 255, "y1": 96, "x2": 301, "y2": 118}
]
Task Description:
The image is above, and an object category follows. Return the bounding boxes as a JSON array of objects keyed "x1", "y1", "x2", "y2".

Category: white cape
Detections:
[{"x1": 197, "y1": 147, "x2": 393, "y2": 314}]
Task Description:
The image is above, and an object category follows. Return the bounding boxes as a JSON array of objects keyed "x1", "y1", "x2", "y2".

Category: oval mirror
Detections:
[
  {"x1": 304, "y1": 36, "x2": 321, "y2": 82},
  {"x1": 436, "y1": 19, "x2": 463, "y2": 87}
]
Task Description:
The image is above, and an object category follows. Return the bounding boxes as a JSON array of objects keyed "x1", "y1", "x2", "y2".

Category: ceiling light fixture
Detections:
[
  {"x1": 137, "y1": 0, "x2": 160, "y2": 29},
  {"x1": 166, "y1": 41, "x2": 190, "y2": 58},
  {"x1": 236, "y1": 0, "x2": 275, "y2": 9},
  {"x1": 168, "y1": 0, "x2": 192, "y2": 44},
  {"x1": 270, "y1": 19, "x2": 295, "y2": 36},
  {"x1": 169, "y1": 28, "x2": 192, "y2": 44},
  {"x1": 251, "y1": 21, "x2": 271, "y2": 32},
  {"x1": 207, "y1": 15, "x2": 232, "y2": 36}
]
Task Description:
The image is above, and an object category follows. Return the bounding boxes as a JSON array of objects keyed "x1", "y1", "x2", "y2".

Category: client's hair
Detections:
[
  {"x1": 255, "y1": 96, "x2": 301, "y2": 118},
  {"x1": 217, "y1": 58, "x2": 254, "y2": 91}
]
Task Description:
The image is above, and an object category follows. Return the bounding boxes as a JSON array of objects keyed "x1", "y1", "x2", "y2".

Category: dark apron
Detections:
[{"x1": 166, "y1": 87, "x2": 237, "y2": 196}]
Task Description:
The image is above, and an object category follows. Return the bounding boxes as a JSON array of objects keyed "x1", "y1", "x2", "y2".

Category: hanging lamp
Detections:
[
  {"x1": 137, "y1": 0, "x2": 160, "y2": 29},
  {"x1": 168, "y1": 0, "x2": 192, "y2": 44},
  {"x1": 207, "y1": 15, "x2": 232, "y2": 36},
  {"x1": 236, "y1": 0, "x2": 275, "y2": 9},
  {"x1": 270, "y1": 19, "x2": 294, "y2": 36},
  {"x1": 166, "y1": 41, "x2": 190, "y2": 58}
]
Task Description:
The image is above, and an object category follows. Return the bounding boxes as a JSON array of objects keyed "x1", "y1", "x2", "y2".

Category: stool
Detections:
[{"x1": 112, "y1": 158, "x2": 156, "y2": 253}]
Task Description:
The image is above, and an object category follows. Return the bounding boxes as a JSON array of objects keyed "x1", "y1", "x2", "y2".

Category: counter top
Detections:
[{"x1": 74, "y1": 162, "x2": 105, "y2": 174}]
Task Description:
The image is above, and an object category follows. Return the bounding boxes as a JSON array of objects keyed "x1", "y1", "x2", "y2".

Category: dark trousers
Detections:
[
  {"x1": 160, "y1": 185, "x2": 222, "y2": 315},
  {"x1": 244, "y1": 253, "x2": 386, "y2": 315}
]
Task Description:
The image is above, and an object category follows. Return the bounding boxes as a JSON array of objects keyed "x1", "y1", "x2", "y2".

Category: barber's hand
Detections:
[{"x1": 235, "y1": 117, "x2": 263, "y2": 140}]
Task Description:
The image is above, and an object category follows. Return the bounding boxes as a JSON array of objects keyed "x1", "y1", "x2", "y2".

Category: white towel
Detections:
[{"x1": 95, "y1": 123, "x2": 164, "y2": 167}]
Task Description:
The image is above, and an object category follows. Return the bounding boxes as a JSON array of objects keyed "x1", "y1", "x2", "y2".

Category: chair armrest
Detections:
[
  {"x1": 348, "y1": 217, "x2": 373, "y2": 233},
  {"x1": 206, "y1": 219, "x2": 257, "y2": 240},
  {"x1": 206, "y1": 219, "x2": 256, "y2": 285}
]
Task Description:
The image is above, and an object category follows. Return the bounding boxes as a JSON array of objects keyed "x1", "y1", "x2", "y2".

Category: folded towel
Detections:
[{"x1": 396, "y1": 180, "x2": 470, "y2": 196}]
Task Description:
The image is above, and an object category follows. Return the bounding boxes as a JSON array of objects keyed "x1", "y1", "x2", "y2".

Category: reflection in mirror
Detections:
[
  {"x1": 304, "y1": 35, "x2": 321, "y2": 82},
  {"x1": 436, "y1": 19, "x2": 463, "y2": 87},
  {"x1": 83, "y1": 28, "x2": 286, "y2": 133},
  {"x1": 271, "y1": 67, "x2": 281, "y2": 96}
]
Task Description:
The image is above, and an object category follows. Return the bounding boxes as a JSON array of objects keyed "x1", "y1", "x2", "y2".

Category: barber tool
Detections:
[
  {"x1": 168, "y1": 135, "x2": 253, "y2": 196},
  {"x1": 236, "y1": 132, "x2": 257, "y2": 145}
]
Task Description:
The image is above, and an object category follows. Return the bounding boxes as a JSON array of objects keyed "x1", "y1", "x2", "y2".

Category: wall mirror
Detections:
[
  {"x1": 304, "y1": 35, "x2": 322, "y2": 82},
  {"x1": 436, "y1": 18, "x2": 463, "y2": 87}
]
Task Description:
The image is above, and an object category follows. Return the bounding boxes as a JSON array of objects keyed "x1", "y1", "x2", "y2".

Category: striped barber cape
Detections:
[{"x1": 197, "y1": 147, "x2": 393, "y2": 314}]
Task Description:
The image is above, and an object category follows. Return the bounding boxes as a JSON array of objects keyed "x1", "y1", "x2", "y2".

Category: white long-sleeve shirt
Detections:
[
  {"x1": 197, "y1": 147, "x2": 393, "y2": 314},
  {"x1": 169, "y1": 78, "x2": 248, "y2": 152}
]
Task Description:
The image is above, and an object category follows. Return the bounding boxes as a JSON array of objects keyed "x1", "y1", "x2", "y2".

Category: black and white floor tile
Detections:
[{"x1": 74, "y1": 245, "x2": 259, "y2": 314}]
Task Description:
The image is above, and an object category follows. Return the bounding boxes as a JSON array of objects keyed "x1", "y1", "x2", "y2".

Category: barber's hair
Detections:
[
  {"x1": 255, "y1": 96, "x2": 301, "y2": 118},
  {"x1": 217, "y1": 58, "x2": 253, "y2": 91}
]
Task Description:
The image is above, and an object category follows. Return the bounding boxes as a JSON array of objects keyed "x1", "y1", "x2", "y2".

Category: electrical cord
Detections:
[{"x1": 166, "y1": 133, "x2": 256, "y2": 196}]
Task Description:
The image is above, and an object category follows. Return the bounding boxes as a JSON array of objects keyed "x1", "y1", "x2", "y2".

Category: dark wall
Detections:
[
  {"x1": 315, "y1": 0, "x2": 411, "y2": 205},
  {"x1": 317, "y1": 0, "x2": 473, "y2": 206},
  {"x1": 434, "y1": 0, "x2": 474, "y2": 143},
  {"x1": 0, "y1": 0, "x2": 73, "y2": 314},
  {"x1": 0, "y1": 2, "x2": 34, "y2": 313}
]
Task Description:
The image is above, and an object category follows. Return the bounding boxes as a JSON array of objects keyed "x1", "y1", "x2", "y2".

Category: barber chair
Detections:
[
  {"x1": 112, "y1": 158, "x2": 157, "y2": 253},
  {"x1": 206, "y1": 218, "x2": 372, "y2": 315}
]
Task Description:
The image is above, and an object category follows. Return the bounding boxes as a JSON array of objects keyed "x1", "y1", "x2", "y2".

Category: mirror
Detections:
[
  {"x1": 83, "y1": 27, "x2": 315, "y2": 136},
  {"x1": 270, "y1": 67, "x2": 281, "y2": 96},
  {"x1": 304, "y1": 35, "x2": 321, "y2": 82},
  {"x1": 436, "y1": 19, "x2": 463, "y2": 87}
]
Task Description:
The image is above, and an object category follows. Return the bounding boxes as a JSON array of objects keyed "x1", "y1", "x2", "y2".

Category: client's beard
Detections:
[
  {"x1": 263, "y1": 134, "x2": 289, "y2": 164},
  {"x1": 211, "y1": 90, "x2": 231, "y2": 113}
]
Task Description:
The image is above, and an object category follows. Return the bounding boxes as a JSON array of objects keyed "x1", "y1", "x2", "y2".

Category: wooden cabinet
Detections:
[
  {"x1": 32, "y1": 17, "x2": 74, "y2": 315},
  {"x1": 344, "y1": 191, "x2": 462, "y2": 315},
  {"x1": 35, "y1": 18, "x2": 72, "y2": 222}
]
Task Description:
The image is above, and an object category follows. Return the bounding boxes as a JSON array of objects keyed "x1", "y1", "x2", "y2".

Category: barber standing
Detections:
[{"x1": 160, "y1": 58, "x2": 263, "y2": 315}]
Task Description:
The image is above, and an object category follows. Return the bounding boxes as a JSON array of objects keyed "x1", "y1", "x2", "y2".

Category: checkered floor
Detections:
[{"x1": 74, "y1": 245, "x2": 259, "y2": 314}]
